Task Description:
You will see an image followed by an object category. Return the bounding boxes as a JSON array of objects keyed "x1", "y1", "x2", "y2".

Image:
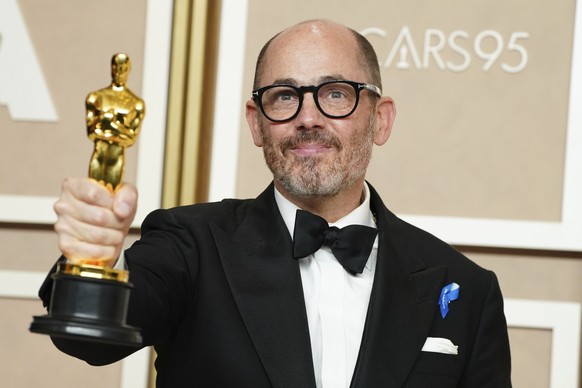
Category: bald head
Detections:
[{"x1": 252, "y1": 20, "x2": 381, "y2": 90}]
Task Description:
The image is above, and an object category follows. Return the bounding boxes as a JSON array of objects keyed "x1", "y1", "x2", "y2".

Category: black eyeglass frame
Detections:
[{"x1": 251, "y1": 80, "x2": 382, "y2": 123}]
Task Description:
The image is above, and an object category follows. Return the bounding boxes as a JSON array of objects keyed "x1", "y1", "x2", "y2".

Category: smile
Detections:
[{"x1": 289, "y1": 143, "x2": 333, "y2": 157}]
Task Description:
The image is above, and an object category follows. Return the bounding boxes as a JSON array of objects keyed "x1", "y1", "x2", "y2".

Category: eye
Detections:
[
  {"x1": 264, "y1": 87, "x2": 299, "y2": 106},
  {"x1": 276, "y1": 91, "x2": 297, "y2": 102},
  {"x1": 328, "y1": 90, "x2": 347, "y2": 99},
  {"x1": 320, "y1": 83, "x2": 353, "y2": 101}
]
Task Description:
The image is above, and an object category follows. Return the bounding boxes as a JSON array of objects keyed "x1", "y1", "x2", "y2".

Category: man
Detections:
[{"x1": 41, "y1": 20, "x2": 512, "y2": 387}]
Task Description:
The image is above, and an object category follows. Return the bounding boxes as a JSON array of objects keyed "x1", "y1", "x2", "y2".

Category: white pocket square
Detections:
[{"x1": 421, "y1": 337, "x2": 458, "y2": 355}]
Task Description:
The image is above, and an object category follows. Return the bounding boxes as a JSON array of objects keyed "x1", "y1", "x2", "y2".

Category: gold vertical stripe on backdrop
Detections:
[
  {"x1": 181, "y1": 0, "x2": 211, "y2": 204},
  {"x1": 162, "y1": 0, "x2": 192, "y2": 209},
  {"x1": 162, "y1": 0, "x2": 220, "y2": 209},
  {"x1": 153, "y1": 0, "x2": 221, "y2": 386}
]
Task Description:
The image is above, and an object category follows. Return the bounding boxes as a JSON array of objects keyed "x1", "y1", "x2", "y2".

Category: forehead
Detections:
[{"x1": 260, "y1": 22, "x2": 365, "y2": 86}]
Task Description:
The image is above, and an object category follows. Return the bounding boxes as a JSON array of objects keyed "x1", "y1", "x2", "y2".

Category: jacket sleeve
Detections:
[
  {"x1": 38, "y1": 208, "x2": 198, "y2": 366},
  {"x1": 458, "y1": 272, "x2": 512, "y2": 387}
]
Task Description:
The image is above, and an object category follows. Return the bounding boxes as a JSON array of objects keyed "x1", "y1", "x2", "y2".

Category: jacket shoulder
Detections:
[{"x1": 143, "y1": 198, "x2": 254, "y2": 232}]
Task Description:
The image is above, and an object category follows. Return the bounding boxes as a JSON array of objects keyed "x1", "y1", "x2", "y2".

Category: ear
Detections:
[
  {"x1": 245, "y1": 99, "x2": 264, "y2": 147},
  {"x1": 372, "y1": 96, "x2": 396, "y2": 146}
]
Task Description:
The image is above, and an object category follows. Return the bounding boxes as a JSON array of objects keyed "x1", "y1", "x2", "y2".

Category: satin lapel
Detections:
[
  {"x1": 351, "y1": 186, "x2": 447, "y2": 387},
  {"x1": 210, "y1": 186, "x2": 316, "y2": 388}
]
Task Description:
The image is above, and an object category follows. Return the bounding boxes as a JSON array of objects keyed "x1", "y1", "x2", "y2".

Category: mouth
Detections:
[
  {"x1": 289, "y1": 142, "x2": 333, "y2": 157},
  {"x1": 281, "y1": 131, "x2": 342, "y2": 157}
]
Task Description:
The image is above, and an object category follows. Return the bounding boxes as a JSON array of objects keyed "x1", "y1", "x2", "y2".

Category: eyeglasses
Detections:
[{"x1": 252, "y1": 80, "x2": 382, "y2": 122}]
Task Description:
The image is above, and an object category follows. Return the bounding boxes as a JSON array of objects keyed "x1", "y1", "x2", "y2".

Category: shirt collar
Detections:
[{"x1": 274, "y1": 182, "x2": 377, "y2": 240}]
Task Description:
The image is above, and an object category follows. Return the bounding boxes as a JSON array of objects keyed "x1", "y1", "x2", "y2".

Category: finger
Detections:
[
  {"x1": 62, "y1": 177, "x2": 114, "y2": 209},
  {"x1": 113, "y1": 183, "x2": 138, "y2": 222},
  {"x1": 58, "y1": 233, "x2": 120, "y2": 263},
  {"x1": 55, "y1": 214, "x2": 126, "y2": 264},
  {"x1": 55, "y1": 213, "x2": 127, "y2": 248},
  {"x1": 54, "y1": 193, "x2": 121, "y2": 229}
]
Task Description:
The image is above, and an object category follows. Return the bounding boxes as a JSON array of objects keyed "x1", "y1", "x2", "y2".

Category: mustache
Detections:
[{"x1": 279, "y1": 130, "x2": 342, "y2": 152}]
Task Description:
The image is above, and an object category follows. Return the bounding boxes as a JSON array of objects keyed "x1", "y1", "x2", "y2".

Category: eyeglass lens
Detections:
[{"x1": 261, "y1": 82, "x2": 358, "y2": 121}]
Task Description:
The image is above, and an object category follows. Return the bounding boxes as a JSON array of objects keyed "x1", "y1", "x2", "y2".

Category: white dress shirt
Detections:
[{"x1": 274, "y1": 183, "x2": 378, "y2": 388}]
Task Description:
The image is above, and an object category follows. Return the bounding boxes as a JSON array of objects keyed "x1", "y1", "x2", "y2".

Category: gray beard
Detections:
[
  {"x1": 275, "y1": 154, "x2": 348, "y2": 198},
  {"x1": 260, "y1": 117, "x2": 375, "y2": 199}
]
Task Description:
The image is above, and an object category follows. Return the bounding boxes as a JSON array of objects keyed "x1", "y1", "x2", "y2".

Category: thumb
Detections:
[{"x1": 113, "y1": 183, "x2": 138, "y2": 221}]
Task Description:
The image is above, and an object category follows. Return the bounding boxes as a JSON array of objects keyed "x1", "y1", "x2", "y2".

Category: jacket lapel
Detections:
[
  {"x1": 210, "y1": 185, "x2": 316, "y2": 388},
  {"x1": 351, "y1": 185, "x2": 447, "y2": 387}
]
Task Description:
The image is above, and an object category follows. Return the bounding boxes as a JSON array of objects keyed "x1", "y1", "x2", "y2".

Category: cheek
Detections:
[
  {"x1": 260, "y1": 123, "x2": 291, "y2": 147},
  {"x1": 255, "y1": 119, "x2": 274, "y2": 147},
  {"x1": 336, "y1": 119, "x2": 370, "y2": 146}
]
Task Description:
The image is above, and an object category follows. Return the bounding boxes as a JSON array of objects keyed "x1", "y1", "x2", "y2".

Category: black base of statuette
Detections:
[{"x1": 30, "y1": 272, "x2": 142, "y2": 347}]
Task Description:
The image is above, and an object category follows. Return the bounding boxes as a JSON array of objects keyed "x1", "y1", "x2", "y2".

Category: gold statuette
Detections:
[
  {"x1": 30, "y1": 54, "x2": 144, "y2": 346},
  {"x1": 87, "y1": 53, "x2": 145, "y2": 192}
]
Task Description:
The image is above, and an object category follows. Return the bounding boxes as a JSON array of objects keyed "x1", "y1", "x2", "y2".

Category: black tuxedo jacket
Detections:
[{"x1": 41, "y1": 183, "x2": 511, "y2": 387}]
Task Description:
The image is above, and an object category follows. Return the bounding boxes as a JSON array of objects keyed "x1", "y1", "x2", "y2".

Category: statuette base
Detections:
[{"x1": 30, "y1": 269, "x2": 142, "y2": 346}]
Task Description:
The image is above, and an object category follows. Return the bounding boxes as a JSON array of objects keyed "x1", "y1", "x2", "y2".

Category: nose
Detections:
[{"x1": 295, "y1": 92, "x2": 325, "y2": 129}]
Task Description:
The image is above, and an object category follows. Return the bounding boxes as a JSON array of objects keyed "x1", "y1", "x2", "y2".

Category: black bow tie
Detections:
[{"x1": 292, "y1": 210, "x2": 378, "y2": 275}]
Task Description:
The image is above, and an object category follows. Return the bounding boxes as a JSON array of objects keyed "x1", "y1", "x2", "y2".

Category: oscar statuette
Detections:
[{"x1": 30, "y1": 53, "x2": 144, "y2": 346}]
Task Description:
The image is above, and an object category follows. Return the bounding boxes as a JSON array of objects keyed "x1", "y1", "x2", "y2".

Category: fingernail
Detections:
[{"x1": 116, "y1": 202, "x2": 131, "y2": 216}]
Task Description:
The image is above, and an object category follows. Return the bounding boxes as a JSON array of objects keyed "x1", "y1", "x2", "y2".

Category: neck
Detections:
[{"x1": 276, "y1": 179, "x2": 366, "y2": 223}]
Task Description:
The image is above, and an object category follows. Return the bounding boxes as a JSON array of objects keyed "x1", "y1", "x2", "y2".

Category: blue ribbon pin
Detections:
[{"x1": 439, "y1": 282, "x2": 460, "y2": 319}]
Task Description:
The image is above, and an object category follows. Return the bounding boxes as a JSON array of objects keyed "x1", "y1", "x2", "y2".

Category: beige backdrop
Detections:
[{"x1": 0, "y1": 0, "x2": 145, "y2": 197}]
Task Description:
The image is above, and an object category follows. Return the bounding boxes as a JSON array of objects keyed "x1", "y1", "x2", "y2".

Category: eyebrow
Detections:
[
  {"x1": 271, "y1": 74, "x2": 348, "y2": 87},
  {"x1": 272, "y1": 78, "x2": 298, "y2": 86},
  {"x1": 319, "y1": 74, "x2": 345, "y2": 83}
]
